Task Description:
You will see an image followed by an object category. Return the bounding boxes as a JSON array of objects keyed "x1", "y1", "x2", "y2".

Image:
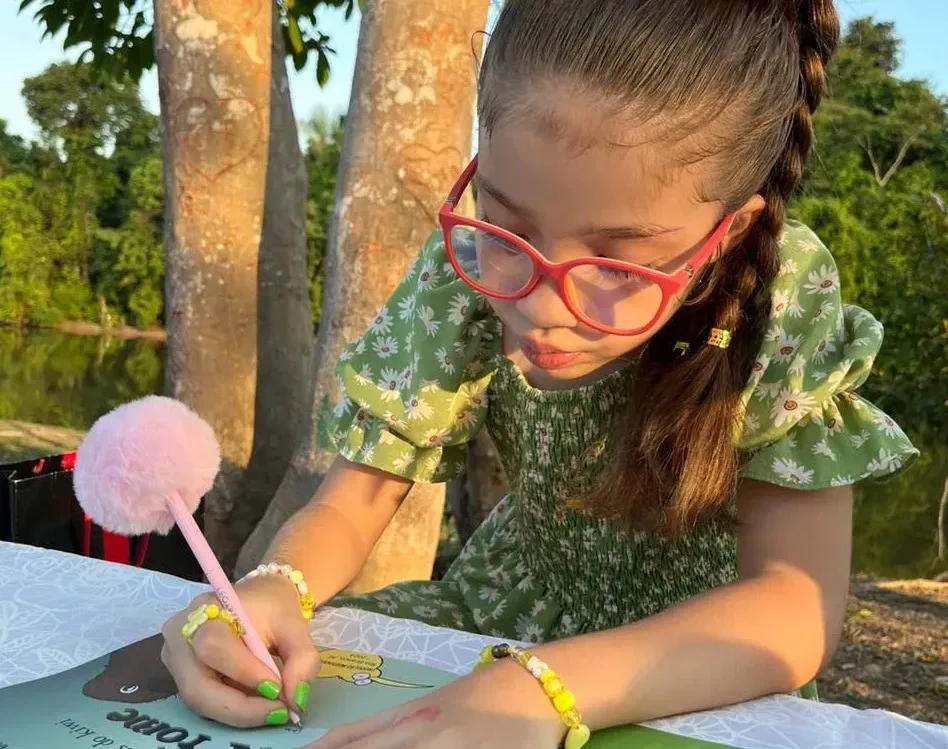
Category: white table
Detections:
[{"x1": 1, "y1": 542, "x2": 945, "y2": 749}]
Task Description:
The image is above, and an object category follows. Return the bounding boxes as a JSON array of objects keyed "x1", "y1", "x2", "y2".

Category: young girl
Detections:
[{"x1": 161, "y1": 0, "x2": 918, "y2": 746}]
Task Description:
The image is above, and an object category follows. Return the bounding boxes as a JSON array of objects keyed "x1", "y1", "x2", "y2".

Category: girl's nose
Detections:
[{"x1": 515, "y1": 276, "x2": 577, "y2": 330}]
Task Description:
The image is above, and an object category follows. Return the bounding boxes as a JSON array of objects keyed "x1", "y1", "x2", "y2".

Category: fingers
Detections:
[
  {"x1": 269, "y1": 611, "x2": 321, "y2": 712},
  {"x1": 160, "y1": 641, "x2": 290, "y2": 728},
  {"x1": 160, "y1": 595, "x2": 291, "y2": 729},
  {"x1": 188, "y1": 616, "x2": 285, "y2": 700}
]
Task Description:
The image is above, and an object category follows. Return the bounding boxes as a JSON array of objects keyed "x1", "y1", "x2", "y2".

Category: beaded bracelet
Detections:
[
  {"x1": 477, "y1": 643, "x2": 591, "y2": 749},
  {"x1": 181, "y1": 603, "x2": 242, "y2": 644},
  {"x1": 240, "y1": 562, "x2": 316, "y2": 620}
]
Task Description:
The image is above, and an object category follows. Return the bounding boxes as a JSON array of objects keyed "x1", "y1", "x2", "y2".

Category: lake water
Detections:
[{"x1": 1, "y1": 328, "x2": 944, "y2": 580}]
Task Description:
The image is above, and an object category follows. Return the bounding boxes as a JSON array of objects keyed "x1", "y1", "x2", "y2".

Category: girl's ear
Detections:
[{"x1": 720, "y1": 194, "x2": 766, "y2": 252}]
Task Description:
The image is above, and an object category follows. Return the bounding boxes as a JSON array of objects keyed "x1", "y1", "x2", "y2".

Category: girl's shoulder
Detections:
[
  {"x1": 745, "y1": 218, "x2": 867, "y2": 411},
  {"x1": 736, "y1": 221, "x2": 919, "y2": 488},
  {"x1": 773, "y1": 219, "x2": 840, "y2": 289},
  {"x1": 315, "y1": 230, "x2": 503, "y2": 483},
  {"x1": 778, "y1": 219, "x2": 826, "y2": 252}
]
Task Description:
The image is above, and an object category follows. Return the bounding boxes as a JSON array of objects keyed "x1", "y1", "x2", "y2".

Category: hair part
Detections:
[{"x1": 478, "y1": 0, "x2": 840, "y2": 534}]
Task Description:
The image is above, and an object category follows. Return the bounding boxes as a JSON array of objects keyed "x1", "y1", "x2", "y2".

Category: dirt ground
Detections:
[
  {"x1": 2, "y1": 421, "x2": 945, "y2": 725},
  {"x1": 818, "y1": 577, "x2": 947, "y2": 725}
]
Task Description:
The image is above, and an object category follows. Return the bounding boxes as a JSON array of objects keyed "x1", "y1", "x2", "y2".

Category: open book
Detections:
[{"x1": 0, "y1": 634, "x2": 732, "y2": 748}]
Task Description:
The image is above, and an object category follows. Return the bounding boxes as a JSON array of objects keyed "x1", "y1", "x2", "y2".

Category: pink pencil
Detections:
[{"x1": 73, "y1": 395, "x2": 301, "y2": 725}]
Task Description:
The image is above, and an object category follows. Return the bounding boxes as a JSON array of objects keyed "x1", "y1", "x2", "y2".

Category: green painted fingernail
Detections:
[
  {"x1": 257, "y1": 681, "x2": 281, "y2": 700},
  {"x1": 266, "y1": 707, "x2": 289, "y2": 726},
  {"x1": 294, "y1": 681, "x2": 311, "y2": 712}
]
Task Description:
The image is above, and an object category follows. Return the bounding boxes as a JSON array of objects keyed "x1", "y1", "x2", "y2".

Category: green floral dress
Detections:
[{"x1": 318, "y1": 220, "x2": 918, "y2": 644}]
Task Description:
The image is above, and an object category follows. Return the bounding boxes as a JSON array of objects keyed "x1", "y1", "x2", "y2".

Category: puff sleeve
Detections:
[
  {"x1": 316, "y1": 230, "x2": 503, "y2": 483},
  {"x1": 736, "y1": 221, "x2": 919, "y2": 489}
]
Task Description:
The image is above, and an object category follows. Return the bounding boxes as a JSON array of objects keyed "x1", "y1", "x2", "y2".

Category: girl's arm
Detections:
[
  {"x1": 528, "y1": 480, "x2": 853, "y2": 728},
  {"x1": 258, "y1": 455, "x2": 414, "y2": 605}
]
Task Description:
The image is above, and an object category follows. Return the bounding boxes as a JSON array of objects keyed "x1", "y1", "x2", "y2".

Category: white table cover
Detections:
[{"x1": 0, "y1": 542, "x2": 945, "y2": 749}]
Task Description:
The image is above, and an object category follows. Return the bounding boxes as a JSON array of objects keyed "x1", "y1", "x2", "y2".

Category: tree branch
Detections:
[
  {"x1": 859, "y1": 134, "x2": 884, "y2": 186},
  {"x1": 878, "y1": 131, "x2": 921, "y2": 189},
  {"x1": 929, "y1": 191, "x2": 946, "y2": 214},
  {"x1": 938, "y1": 476, "x2": 947, "y2": 563}
]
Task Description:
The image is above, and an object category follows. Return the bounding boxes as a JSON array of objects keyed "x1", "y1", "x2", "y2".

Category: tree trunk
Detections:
[
  {"x1": 155, "y1": 0, "x2": 271, "y2": 554},
  {"x1": 213, "y1": 3, "x2": 315, "y2": 575},
  {"x1": 236, "y1": 0, "x2": 491, "y2": 591}
]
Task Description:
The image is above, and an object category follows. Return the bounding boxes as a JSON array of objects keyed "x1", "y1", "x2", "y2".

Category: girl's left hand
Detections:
[{"x1": 306, "y1": 659, "x2": 567, "y2": 749}]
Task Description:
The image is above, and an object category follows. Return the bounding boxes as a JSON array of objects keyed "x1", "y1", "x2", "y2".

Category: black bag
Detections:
[{"x1": 0, "y1": 451, "x2": 203, "y2": 581}]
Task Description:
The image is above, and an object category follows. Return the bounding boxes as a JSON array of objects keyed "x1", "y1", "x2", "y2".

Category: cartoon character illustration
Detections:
[
  {"x1": 315, "y1": 649, "x2": 431, "y2": 689},
  {"x1": 82, "y1": 639, "x2": 428, "y2": 707},
  {"x1": 82, "y1": 634, "x2": 179, "y2": 704}
]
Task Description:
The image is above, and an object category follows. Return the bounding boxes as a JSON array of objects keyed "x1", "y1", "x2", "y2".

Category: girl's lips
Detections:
[{"x1": 521, "y1": 341, "x2": 582, "y2": 370}]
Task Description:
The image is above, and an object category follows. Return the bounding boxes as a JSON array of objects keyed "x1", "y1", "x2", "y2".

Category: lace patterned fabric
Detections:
[{"x1": 2, "y1": 543, "x2": 945, "y2": 749}]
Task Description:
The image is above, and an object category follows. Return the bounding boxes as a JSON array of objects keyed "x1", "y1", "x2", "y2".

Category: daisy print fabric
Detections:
[
  {"x1": 319, "y1": 222, "x2": 917, "y2": 653},
  {"x1": 317, "y1": 231, "x2": 504, "y2": 484},
  {"x1": 736, "y1": 221, "x2": 918, "y2": 489}
]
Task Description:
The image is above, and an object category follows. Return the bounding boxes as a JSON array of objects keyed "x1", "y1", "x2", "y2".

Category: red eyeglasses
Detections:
[{"x1": 438, "y1": 156, "x2": 736, "y2": 336}]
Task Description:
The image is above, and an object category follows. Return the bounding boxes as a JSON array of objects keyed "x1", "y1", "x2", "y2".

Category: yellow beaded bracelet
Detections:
[
  {"x1": 477, "y1": 644, "x2": 591, "y2": 749},
  {"x1": 181, "y1": 603, "x2": 242, "y2": 645},
  {"x1": 241, "y1": 562, "x2": 316, "y2": 620}
]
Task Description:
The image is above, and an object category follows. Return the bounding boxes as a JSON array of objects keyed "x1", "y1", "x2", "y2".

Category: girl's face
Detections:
[{"x1": 473, "y1": 115, "x2": 759, "y2": 390}]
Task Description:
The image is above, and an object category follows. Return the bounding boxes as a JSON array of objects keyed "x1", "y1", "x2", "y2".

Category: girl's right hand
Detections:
[{"x1": 160, "y1": 574, "x2": 321, "y2": 727}]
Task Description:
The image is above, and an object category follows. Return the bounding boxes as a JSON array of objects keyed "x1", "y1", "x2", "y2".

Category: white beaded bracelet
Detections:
[{"x1": 240, "y1": 563, "x2": 315, "y2": 620}]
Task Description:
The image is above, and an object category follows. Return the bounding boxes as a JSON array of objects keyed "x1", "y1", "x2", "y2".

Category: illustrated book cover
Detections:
[
  {"x1": 0, "y1": 634, "x2": 734, "y2": 749},
  {"x1": 0, "y1": 634, "x2": 452, "y2": 749}
]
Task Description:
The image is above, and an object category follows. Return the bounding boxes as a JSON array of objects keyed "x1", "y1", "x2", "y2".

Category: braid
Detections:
[
  {"x1": 763, "y1": 0, "x2": 839, "y2": 233},
  {"x1": 575, "y1": 0, "x2": 841, "y2": 534},
  {"x1": 739, "y1": 0, "x2": 838, "y2": 348},
  {"x1": 715, "y1": 0, "x2": 839, "y2": 375},
  {"x1": 739, "y1": 0, "x2": 839, "y2": 353}
]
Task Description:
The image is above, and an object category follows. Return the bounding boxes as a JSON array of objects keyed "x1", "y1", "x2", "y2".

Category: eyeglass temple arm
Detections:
[{"x1": 444, "y1": 155, "x2": 479, "y2": 208}]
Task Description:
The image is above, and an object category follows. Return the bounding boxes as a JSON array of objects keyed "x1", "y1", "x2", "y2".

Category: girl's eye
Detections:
[
  {"x1": 482, "y1": 231, "x2": 522, "y2": 256},
  {"x1": 601, "y1": 267, "x2": 638, "y2": 280},
  {"x1": 595, "y1": 255, "x2": 657, "y2": 278},
  {"x1": 481, "y1": 214, "x2": 530, "y2": 243}
]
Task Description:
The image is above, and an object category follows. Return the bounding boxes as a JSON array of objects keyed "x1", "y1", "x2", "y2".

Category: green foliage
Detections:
[
  {"x1": 0, "y1": 61, "x2": 343, "y2": 331},
  {"x1": 0, "y1": 120, "x2": 32, "y2": 178},
  {"x1": 851, "y1": 441, "x2": 947, "y2": 579},
  {"x1": 9, "y1": 0, "x2": 357, "y2": 328},
  {"x1": 303, "y1": 112, "x2": 344, "y2": 325},
  {"x1": 791, "y1": 18, "x2": 948, "y2": 578},
  {"x1": 19, "y1": 0, "x2": 363, "y2": 87},
  {"x1": 90, "y1": 154, "x2": 164, "y2": 327},
  {"x1": 0, "y1": 174, "x2": 54, "y2": 325},
  {"x1": 795, "y1": 20, "x2": 948, "y2": 442},
  {"x1": 19, "y1": 0, "x2": 155, "y2": 82},
  {"x1": 0, "y1": 62, "x2": 164, "y2": 329}
]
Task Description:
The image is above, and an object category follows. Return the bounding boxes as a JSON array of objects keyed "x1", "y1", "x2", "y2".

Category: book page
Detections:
[{"x1": 0, "y1": 634, "x2": 456, "y2": 749}]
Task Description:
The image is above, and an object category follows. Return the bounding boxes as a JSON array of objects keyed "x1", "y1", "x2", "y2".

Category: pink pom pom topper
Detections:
[
  {"x1": 73, "y1": 395, "x2": 220, "y2": 536},
  {"x1": 73, "y1": 396, "x2": 299, "y2": 723}
]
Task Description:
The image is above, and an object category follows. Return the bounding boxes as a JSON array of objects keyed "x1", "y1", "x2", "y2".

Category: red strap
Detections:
[
  {"x1": 133, "y1": 535, "x2": 150, "y2": 567},
  {"x1": 83, "y1": 513, "x2": 146, "y2": 567},
  {"x1": 101, "y1": 531, "x2": 131, "y2": 565}
]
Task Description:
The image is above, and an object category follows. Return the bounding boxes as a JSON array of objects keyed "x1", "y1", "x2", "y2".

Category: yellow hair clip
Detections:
[{"x1": 707, "y1": 328, "x2": 732, "y2": 349}]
